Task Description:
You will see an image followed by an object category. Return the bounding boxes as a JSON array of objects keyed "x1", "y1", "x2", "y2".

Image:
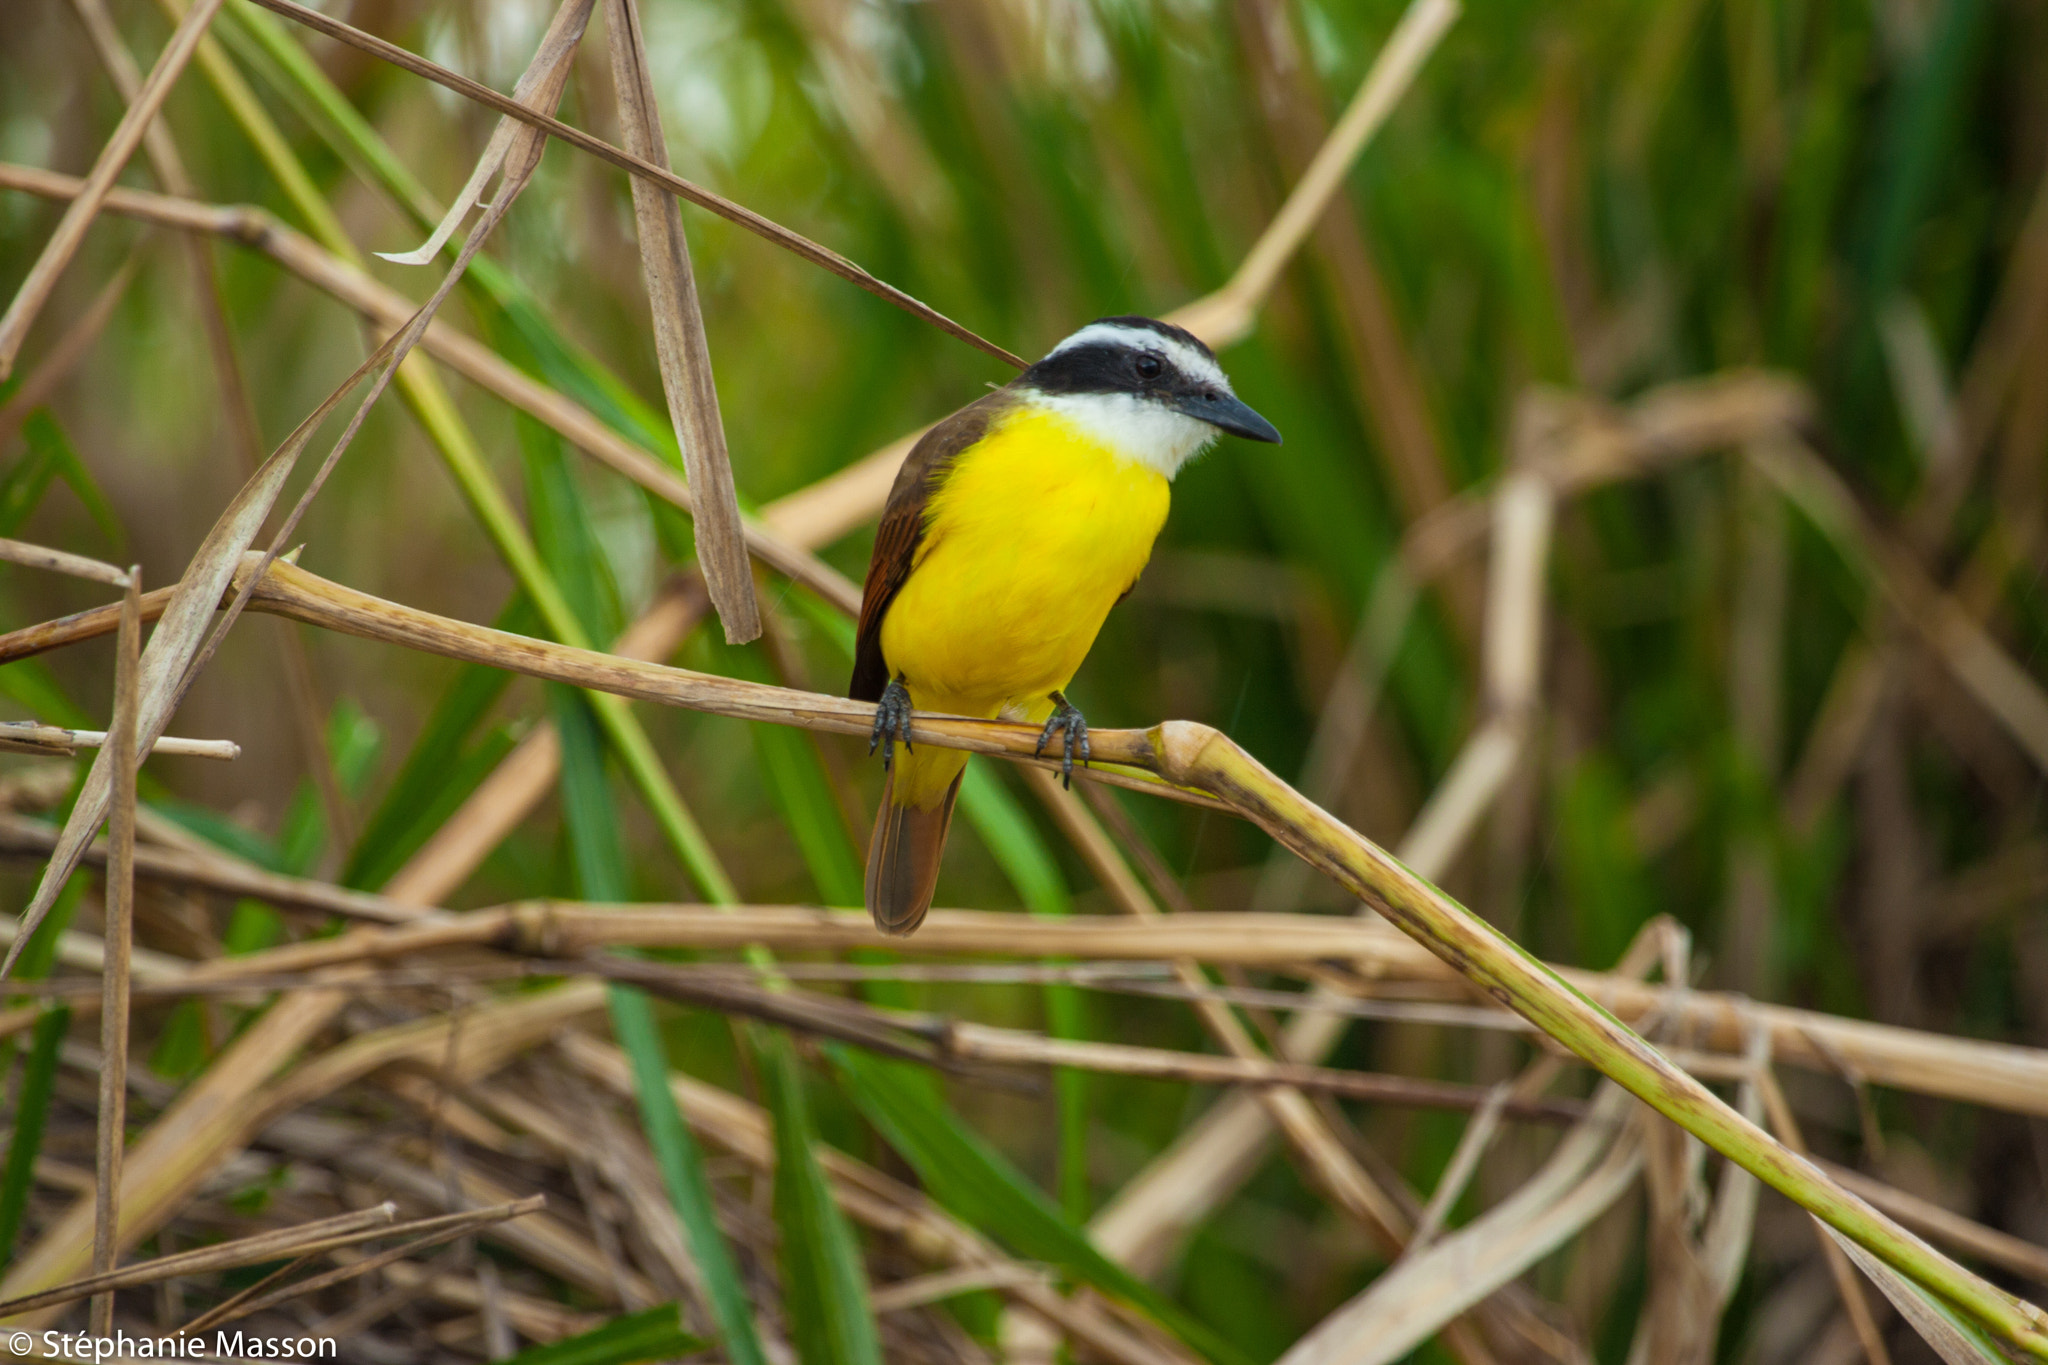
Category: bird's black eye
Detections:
[{"x1": 1135, "y1": 354, "x2": 1163, "y2": 380}]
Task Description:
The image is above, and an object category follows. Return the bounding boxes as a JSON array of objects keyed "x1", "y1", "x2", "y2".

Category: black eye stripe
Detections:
[{"x1": 1025, "y1": 342, "x2": 1192, "y2": 396}]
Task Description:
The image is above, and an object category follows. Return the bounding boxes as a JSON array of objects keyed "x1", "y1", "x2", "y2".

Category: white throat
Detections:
[{"x1": 1022, "y1": 389, "x2": 1216, "y2": 479}]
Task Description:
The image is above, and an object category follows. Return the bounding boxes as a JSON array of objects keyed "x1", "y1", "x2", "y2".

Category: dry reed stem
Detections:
[
  {"x1": 1406, "y1": 1083, "x2": 1511, "y2": 1252},
  {"x1": 0, "y1": 257, "x2": 137, "y2": 440},
  {"x1": 0, "y1": 1205, "x2": 400, "y2": 1319},
  {"x1": 602, "y1": 0, "x2": 758, "y2": 642},
  {"x1": 0, "y1": 163, "x2": 863, "y2": 614},
  {"x1": 1169, "y1": 0, "x2": 1461, "y2": 348},
  {"x1": 0, "y1": 812, "x2": 423, "y2": 923},
  {"x1": 130, "y1": 901, "x2": 2048, "y2": 1116},
  {"x1": 0, "y1": 575, "x2": 174, "y2": 664},
  {"x1": 382, "y1": 576, "x2": 707, "y2": 905},
  {"x1": 0, "y1": 0, "x2": 226, "y2": 376},
  {"x1": 0, "y1": 722, "x2": 238, "y2": 761},
  {"x1": 220, "y1": 554, "x2": 1226, "y2": 808},
  {"x1": 0, "y1": 538, "x2": 130, "y2": 588},
  {"x1": 1750, "y1": 437, "x2": 2048, "y2": 776},
  {"x1": 937, "y1": 1022, "x2": 1579, "y2": 1118},
  {"x1": 232, "y1": 0, "x2": 1024, "y2": 369},
  {"x1": 88, "y1": 569, "x2": 140, "y2": 1335}
]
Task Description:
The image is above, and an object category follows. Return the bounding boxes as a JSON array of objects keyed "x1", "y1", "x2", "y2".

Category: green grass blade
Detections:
[
  {"x1": 1, "y1": 417, "x2": 61, "y2": 536},
  {"x1": 828, "y1": 1045, "x2": 1256, "y2": 1365},
  {"x1": 609, "y1": 988, "x2": 768, "y2": 1365},
  {"x1": 767, "y1": 1033, "x2": 884, "y2": 1365},
  {"x1": 19, "y1": 411, "x2": 122, "y2": 551},
  {"x1": 498, "y1": 1304, "x2": 703, "y2": 1365},
  {"x1": 555, "y1": 684, "x2": 767, "y2": 1365},
  {"x1": 0, "y1": 1004, "x2": 69, "y2": 1273},
  {"x1": 957, "y1": 766, "x2": 1091, "y2": 1220}
]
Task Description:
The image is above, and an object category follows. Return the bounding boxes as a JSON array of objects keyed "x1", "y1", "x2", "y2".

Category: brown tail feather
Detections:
[{"x1": 864, "y1": 768, "x2": 962, "y2": 936}]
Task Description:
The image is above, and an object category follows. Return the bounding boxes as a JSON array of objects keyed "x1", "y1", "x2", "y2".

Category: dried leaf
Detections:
[
  {"x1": 1273, "y1": 1086, "x2": 1642, "y2": 1365},
  {"x1": 603, "y1": 0, "x2": 759, "y2": 643},
  {"x1": 375, "y1": 0, "x2": 592, "y2": 266}
]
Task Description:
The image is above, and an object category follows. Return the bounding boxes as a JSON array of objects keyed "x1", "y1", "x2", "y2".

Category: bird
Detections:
[{"x1": 849, "y1": 315, "x2": 1282, "y2": 935}]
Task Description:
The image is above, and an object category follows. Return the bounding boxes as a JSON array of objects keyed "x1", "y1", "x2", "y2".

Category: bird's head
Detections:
[{"x1": 1017, "y1": 316, "x2": 1282, "y2": 478}]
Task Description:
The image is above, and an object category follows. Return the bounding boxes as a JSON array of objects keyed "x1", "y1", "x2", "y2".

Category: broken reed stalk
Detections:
[
  {"x1": 231, "y1": 0, "x2": 1023, "y2": 370},
  {"x1": 0, "y1": 0, "x2": 227, "y2": 376},
  {"x1": 0, "y1": 1204, "x2": 399, "y2": 1318},
  {"x1": 602, "y1": 0, "x2": 758, "y2": 643},
  {"x1": 0, "y1": 722, "x2": 238, "y2": 761},
  {"x1": 87, "y1": 569, "x2": 140, "y2": 1335},
  {"x1": 59, "y1": 553, "x2": 2044, "y2": 1354},
  {"x1": 174, "y1": 1198, "x2": 547, "y2": 1336},
  {"x1": 0, "y1": 538, "x2": 130, "y2": 587}
]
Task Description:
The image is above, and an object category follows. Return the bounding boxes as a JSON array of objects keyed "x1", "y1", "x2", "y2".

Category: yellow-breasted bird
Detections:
[{"x1": 850, "y1": 316, "x2": 1282, "y2": 934}]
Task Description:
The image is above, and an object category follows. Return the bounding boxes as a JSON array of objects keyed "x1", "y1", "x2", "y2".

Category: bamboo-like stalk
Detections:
[
  {"x1": 87, "y1": 569, "x2": 140, "y2": 1335},
  {"x1": 0, "y1": 722, "x2": 238, "y2": 761}
]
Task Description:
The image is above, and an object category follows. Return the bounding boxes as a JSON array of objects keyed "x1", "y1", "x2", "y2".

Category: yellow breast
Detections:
[{"x1": 879, "y1": 403, "x2": 1170, "y2": 718}]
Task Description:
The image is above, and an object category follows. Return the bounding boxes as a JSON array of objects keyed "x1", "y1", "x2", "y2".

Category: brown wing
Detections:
[{"x1": 849, "y1": 391, "x2": 1011, "y2": 701}]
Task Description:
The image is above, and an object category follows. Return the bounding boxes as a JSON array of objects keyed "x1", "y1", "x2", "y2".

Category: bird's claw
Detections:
[
  {"x1": 870, "y1": 677, "x2": 913, "y2": 772},
  {"x1": 1035, "y1": 691, "x2": 1090, "y2": 790}
]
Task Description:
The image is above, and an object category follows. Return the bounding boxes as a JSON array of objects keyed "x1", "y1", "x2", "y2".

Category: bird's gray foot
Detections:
[
  {"x1": 870, "y1": 677, "x2": 913, "y2": 772},
  {"x1": 1035, "y1": 691, "x2": 1091, "y2": 789}
]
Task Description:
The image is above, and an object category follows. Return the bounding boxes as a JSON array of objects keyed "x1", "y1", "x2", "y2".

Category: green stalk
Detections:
[{"x1": 1149, "y1": 721, "x2": 2048, "y2": 1359}]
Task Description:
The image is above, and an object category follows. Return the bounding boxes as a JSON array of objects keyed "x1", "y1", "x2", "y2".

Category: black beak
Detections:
[{"x1": 1170, "y1": 390, "x2": 1283, "y2": 444}]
